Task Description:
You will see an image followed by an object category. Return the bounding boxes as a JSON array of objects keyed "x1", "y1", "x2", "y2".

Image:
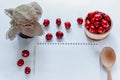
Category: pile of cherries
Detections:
[
  {"x1": 43, "y1": 17, "x2": 83, "y2": 41},
  {"x1": 85, "y1": 11, "x2": 111, "y2": 34},
  {"x1": 17, "y1": 50, "x2": 31, "y2": 74}
]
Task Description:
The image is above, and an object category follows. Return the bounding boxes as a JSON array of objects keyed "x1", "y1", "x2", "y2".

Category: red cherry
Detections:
[
  {"x1": 56, "y1": 31, "x2": 64, "y2": 39},
  {"x1": 56, "y1": 18, "x2": 61, "y2": 26},
  {"x1": 89, "y1": 25, "x2": 96, "y2": 33},
  {"x1": 22, "y1": 50, "x2": 30, "y2": 57},
  {"x1": 89, "y1": 28, "x2": 96, "y2": 33},
  {"x1": 85, "y1": 19, "x2": 91, "y2": 26},
  {"x1": 17, "y1": 59, "x2": 24, "y2": 67},
  {"x1": 85, "y1": 24, "x2": 90, "y2": 29},
  {"x1": 43, "y1": 19, "x2": 50, "y2": 26},
  {"x1": 102, "y1": 19, "x2": 110, "y2": 28},
  {"x1": 64, "y1": 22, "x2": 71, "y2": 29},
  {"x1": 91, "y1": 18, "x2": 95, "y2": 24},
  {"x1": 45, "y1": 33, "x2": 53, "y2": 40},
  {"x1": 94, "y1": 21, "x2": 101, "y2": 28},
  {"x1": 25, "y1": 67, "x2": 31, "y2": 74},
  {"x1": 94, "y1": 13, "x2": 102, "y2": 21},
  {"x1": 103, "y1": 14, "x2": 111, "y2": 21},
  {"x1": 87, "y1": 12, "x2": 94, "y2": 19},
  {"x1": 97, "y1": 27, "x2": 105, "y2": 34},
  {"x1": 85, "y1": 19, "x2": 91, "y2": 29},
  {"x1": 77, "y1": 17, "x2": 83, "y2": 25}
]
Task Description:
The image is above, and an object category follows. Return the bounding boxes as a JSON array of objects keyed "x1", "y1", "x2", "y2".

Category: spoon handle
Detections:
[{"x1": 107, "y1": 69, "x2": 112, "y2": 80}]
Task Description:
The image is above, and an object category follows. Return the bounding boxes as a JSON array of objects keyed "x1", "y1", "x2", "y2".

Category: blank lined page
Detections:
[{"x1": 35, "y1": 44, "x2": 100, "y2": 80}]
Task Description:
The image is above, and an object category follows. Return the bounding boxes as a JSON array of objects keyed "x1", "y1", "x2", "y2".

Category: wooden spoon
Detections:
[{"x1": 100, "y1": 47, "x2": 116, "y2": 80}]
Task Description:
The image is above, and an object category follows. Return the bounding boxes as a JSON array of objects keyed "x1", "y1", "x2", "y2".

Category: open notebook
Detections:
[{"x1": 35, "y1": 43, "x2": 100, "y2": 80}]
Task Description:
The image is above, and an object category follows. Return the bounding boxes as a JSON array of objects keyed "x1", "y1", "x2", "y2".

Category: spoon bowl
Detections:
[{"x1": 100, "y1": 47, "x2": 116, "y2": 80}]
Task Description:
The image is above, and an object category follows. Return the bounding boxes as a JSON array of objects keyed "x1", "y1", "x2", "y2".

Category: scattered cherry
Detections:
[
  {"x1": 25, "y1": 67, "x2": 31, "y2": 74},
  {"x1": 77, "y1": 17, "x2": 83, "y2": 25},
  {"x1": 43, "y1": 19, "x2": 50, "y2": 27},
  {"x1": 56, "y1": 18, "x2": 61, "y2": 26},
  {"x1": 22, "y1": 50, "x2": 30, "y2": 57},
  {"x1": 45, "y1": 33, "x2": 53, "y2": 40},
  {"x1": 17, "y1": 59, "x2": 24, "y2": 67},
  {"x1": 56, "y1": 31, "x2": 64, "y2": 39},
  {"x1": 64, "y1": 22, "x2": 71, "y2": 29}
]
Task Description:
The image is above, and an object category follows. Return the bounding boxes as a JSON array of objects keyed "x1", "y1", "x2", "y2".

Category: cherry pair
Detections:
[
  {"x1": 17, "y1": 50, "x2": 31, "y2": 74},
  {"x1": 45, "y1": 31, "x2": 64, "y2": 41}
]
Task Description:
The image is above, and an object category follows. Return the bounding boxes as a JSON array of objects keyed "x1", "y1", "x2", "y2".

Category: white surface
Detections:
[
  {"x1": 35, "y1": 45, "x2": 100, "y2": 80},
  {"x1": 0, "y1": 37, "x2": 37, "y2": 80},
  {"x1": 0, "y1": 0, "x2": 120, "y2": 80}
]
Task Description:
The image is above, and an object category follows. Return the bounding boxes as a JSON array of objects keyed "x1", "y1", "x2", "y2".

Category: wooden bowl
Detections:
[
  {"x1": 84, "y1": 22, "x2": 112, "y2": 40},
  {"x1": 84, "y1": 11, "x2": 113, "y2": 40}
]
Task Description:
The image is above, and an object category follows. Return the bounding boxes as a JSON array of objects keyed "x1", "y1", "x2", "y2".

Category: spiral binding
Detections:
[{"x1": 37, "y1": 42, "x2": 98, "y2": 46}]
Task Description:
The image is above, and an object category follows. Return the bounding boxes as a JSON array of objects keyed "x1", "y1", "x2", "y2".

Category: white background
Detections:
[
  {"x1": 0, "y1": 0, "x2": 120, "y2": 80},
  {"x1": 35, "y1": 44, "x2": 100, "y2": 80}
]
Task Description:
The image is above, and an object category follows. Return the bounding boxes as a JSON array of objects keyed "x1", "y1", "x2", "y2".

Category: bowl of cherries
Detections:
[{"x1": 84, "y1": 11, "x2": 112, "y2": 40}]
